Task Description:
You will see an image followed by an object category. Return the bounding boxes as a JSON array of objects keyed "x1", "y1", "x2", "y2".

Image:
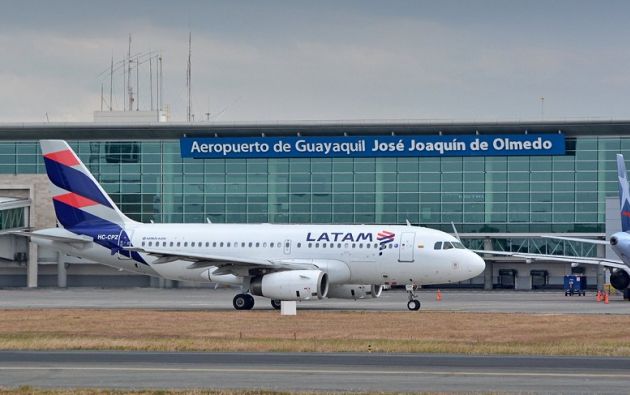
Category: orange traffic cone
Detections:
[
  {"x1": 604, "y1": 292, "x2": 609, "y2": 304},
  {"x1": 436, "y1": 289, "x2": 442, "y2": 301},
  {"x1": 596, "y1": 290, "x2": 602, "y2": 302}
]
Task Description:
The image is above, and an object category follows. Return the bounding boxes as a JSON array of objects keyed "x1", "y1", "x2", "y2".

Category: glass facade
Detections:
[{"x1": 0, "y1": 135, "x2": 624, "y2": 233}]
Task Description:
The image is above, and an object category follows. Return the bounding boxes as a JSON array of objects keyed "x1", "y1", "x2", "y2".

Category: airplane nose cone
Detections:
[{"x1": 469, "y1": 252, "x2": 486, "y2": 276}]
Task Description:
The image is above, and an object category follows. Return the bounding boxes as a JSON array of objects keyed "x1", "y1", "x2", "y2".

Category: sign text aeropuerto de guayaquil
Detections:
[{"x1": 180, "y1": 134, "x2": 565, "y2": 159}]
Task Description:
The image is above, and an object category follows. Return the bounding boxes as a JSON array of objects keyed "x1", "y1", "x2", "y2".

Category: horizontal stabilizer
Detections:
[{"x1": 10, "y1": 229, "x2": 93, "y2": 243}]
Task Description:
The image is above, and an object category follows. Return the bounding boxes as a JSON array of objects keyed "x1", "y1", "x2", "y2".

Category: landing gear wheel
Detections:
[
  {"x1": 407, "y1": 299, "x2": 421, "y2": 311},
  {"x1": 271, "y1": 300, "x2": 282, "y2": 310},
  {"x1": 233, "y1": 293, "x2": 255, "y2": 310}
]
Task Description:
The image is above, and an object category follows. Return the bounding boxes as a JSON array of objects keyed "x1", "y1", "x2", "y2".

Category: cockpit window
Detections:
[
  {"x1": 452, "y1": 242, "x2": 465, "y2": 249},
  {"x1": 443, "y1": 242, "x2": 454, "y2": 250},
  {"x1": 434, "y1": 242, "x2": 442, "y2": 250}
]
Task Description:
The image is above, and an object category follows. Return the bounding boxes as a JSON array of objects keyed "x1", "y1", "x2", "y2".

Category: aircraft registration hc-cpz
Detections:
[{"x1": 22, "y1": 140, "x2": 485, "y2": 311}]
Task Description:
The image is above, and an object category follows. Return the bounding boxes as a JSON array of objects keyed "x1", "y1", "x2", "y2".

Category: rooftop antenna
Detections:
[
  {"x1": 186, "y1": 32, "x2": 192, "y2": 122},
  {"x1": 540, "y1": 97, "x2": 545, "y2": 120},
  {"x1": 136, "y1": 54, "x2": 140, "y2": 111},
  {"x1": 149, "y1": 56, "x2": 154, "y2": 111},
  {"x1": 109, "y1": 55, "x2": 113, "y2": 111},
  {"x1": 100, "y1": 82, "x2": 104, "y2": 111},
  {"x1": 160, "y1": 54, "x2": 164, "y2": 112},
  {"x1": 127, "y1": 34, "x2": 134, "y2": 111}
]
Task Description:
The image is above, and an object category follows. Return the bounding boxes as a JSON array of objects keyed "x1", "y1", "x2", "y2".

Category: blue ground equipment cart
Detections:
[{"x1": 564, "y1": 275, "x2": 586, "y2": 296}]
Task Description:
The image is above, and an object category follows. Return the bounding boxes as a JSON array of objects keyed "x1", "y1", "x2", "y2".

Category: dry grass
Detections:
[
  {"x1": 0, "y1": 388, "x2": 457, "y2": 395},
  {"x1": 0, "y1": 309, "x2": 629, "y2": 356}
]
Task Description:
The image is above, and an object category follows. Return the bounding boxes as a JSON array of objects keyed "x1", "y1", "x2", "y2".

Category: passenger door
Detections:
[{"x1": 398, "y1": 232, "x2": 415, "y2": 262}]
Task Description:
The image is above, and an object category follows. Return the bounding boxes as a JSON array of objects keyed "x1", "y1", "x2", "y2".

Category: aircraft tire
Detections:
[
  {"x1": 271, "y1": 300, "x2": 281, "y2": 310},
  {"x1": 407, "y1": 299, "x2": 421, "y2": 311},
  {"x1": 233, "y1": 294, "x2": 255, "y2": 310}
]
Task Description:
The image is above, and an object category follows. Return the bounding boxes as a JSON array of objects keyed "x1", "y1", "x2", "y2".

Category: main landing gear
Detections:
[
  {"x1": 406, "y1": 284, "x2": 421, "y2": 311},
  {"x1": 233, "y1": 293, "x2": 255, "y2": 310}
]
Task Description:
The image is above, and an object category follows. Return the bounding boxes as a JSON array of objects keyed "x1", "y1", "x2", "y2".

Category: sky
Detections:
[{"x1": 1, "y1": 0, "x2": 630, "y2": 123}]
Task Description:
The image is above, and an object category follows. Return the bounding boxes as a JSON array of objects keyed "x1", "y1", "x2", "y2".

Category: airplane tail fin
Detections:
[
  {"x1": 40, "y1": 140, "x2": 136, "y2": 229},
  {"x1": 617, "y1": 154, "x2": 630, "y2": 232}
]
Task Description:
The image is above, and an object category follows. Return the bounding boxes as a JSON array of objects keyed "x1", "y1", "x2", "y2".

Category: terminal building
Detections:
[{"x1": 0, "y1": 119, "x2": 626, "y2": 290}]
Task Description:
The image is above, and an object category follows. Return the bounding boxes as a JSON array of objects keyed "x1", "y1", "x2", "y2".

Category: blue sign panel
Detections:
[{"x1": 180, "y1": 134, "x2": 565, "y2": 159}]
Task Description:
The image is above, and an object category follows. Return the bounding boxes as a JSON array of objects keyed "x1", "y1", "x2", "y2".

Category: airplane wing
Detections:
[
  {"x1": 125, "y1": 246, "x2": 320, "y2": 272},
  {"x1": 541, "y1": 235, "x2": 609, "y2": 245},
  {"x1": 473, "y1": 250, "x2": 628, "y2": 270}
]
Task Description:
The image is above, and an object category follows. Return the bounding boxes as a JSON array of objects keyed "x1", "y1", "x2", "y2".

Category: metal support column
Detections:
[
  {"x1": 27, "y1": 242, "x2": 38, "y2": 288},
  {"x1": 483, "y1": 238, "x2": 494, "y2": 290},
  {"x1": 57, "y1": 252, "x2": 67, "y2": 288}
]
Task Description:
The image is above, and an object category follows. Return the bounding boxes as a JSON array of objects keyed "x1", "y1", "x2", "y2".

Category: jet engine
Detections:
[
  {"x1": 326, "y1": 284, "x2": 383, "y2": 300},
  {"x1": 250, "y1": 270, "x2": 328, "y2": 301},
  {"x1": 610, "y1": 268, "x2": 630, "y2": 291}
]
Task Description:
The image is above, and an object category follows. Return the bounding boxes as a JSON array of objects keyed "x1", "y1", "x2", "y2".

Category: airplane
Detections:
[
  {"x1": 475, "y1": 154, "x2": 630, "y2": 301},
  {"x1": 20, "y1": 140, "x2": 486, "y2": 311}
]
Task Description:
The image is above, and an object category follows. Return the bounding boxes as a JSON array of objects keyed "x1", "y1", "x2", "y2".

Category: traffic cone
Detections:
[
  {"x1": 604, "y1": 292, "x2": 609, "y2": 304},
  {"x1": 436, "y1": 289, "x2": 442, "y2": 301},
  {"x1": 596, "y1": 290, "x2": 602, "y2": 302}
]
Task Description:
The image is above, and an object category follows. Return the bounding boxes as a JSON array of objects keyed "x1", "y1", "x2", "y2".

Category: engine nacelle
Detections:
[
  {"x1": 250, "y1": 270, "x2": 329, "y2": 301},
  {"x1": 326, "y1": 284, "x2": 383, "y2": 300},
  {"x1": 610, "y1": 268, "x2": 630, "y2": 291}
]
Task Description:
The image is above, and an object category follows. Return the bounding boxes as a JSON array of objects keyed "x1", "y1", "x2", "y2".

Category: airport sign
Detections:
[{"x1": 180, "y1": 133, "x2": 565, "y2": 159}]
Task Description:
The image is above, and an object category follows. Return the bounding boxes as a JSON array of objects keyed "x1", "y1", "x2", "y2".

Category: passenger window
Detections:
[
  {"x1": 285, "y1": 242, "x2": 290, "y2": 248},
  {"x1": 278, "y1": 243, "x2": 281, "y2": 248},
  {"x1": 256, "y1": 242, "x2": 260, "y2": 248},
  {"x1": 184, "y1": 242, "x2": 188, "y2": 247},
  {"x1": 389, "y1": 244, "x2": 393, "y2": 249},
  {"x1": 177, "y1": 242, "x2": 181, "y2": 247},
  {"x1": 308, "y1": 243, "x2": 312, "y2": 248},
  {"x1": 241, "y1": 242, "x2": 245, "y2": 247},
  {"x1": 249, "y1": 242, "x2": 253, "y2": 247},
  {"x1": 434, "y1": 242, "x2": 442, "y2": 250},
  {"x1": 270, "y1": 242, "x2": 274, "y2": 248},
  {"x1": 352, "y1": 243, "x2": 356, "y2": 249},
  {"x1": 142, "y1": 241, "x2": 145, "y2": 247},
  {"x1": 191, "y1": 242, "x2": 195, "y2": 247},
  {"x1": 366, "y1": 244, "x2": 371, "y2": 249},
  {"x1": 220, "y1": 242, "x2": 224, "y2": 247},
  {"x1": 374, "y1": 243, "x2": 378, "y2": 248},
  {"x1": 227, "y1": 242, "x2": 231, "y2": 247},
  {"x1": 213, "y1": 242, "x2": 217, "y2": 247},
  {"x1": 205, "y1": 242, "x2": 209, "y2": 247},
  {"x1": 148, "y1": 241, "x2": 152, "y2": 247},
  {"x1": 163, "y1": 242, "x2": 166, "y2": 247},
  {"x1": 263, "y1": 242, "x2": 267, "y2": 248},
  {"x1": 344, "y1": 243, "x2": 348, "y2": 248},
  {"x1": 170, "y1": 242, "x2": 173, "y2": 247},
  {"x1": 297, "y1": 242, "x2": 301, "y2": 248},
  {"x1": 337, "y1": 243, "x2": 341, "y2": 248},
  {"x1": 359, "y1": 243, "x2": 363, "y2": 248},
  {"x1": 315, "y1": 243, "x2": 319, "y2": 248}
]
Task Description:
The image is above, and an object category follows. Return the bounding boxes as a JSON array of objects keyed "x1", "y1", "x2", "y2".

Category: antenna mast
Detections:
[
  {"x1": 186, "y1": 32, "x2": 192, "y2": 122},
  {"x1": 127, "y1": 34, "x2": 134, "y2": 111},
  {"x1": 109, "y1": 56, "x2": 113, "y2": 111}
]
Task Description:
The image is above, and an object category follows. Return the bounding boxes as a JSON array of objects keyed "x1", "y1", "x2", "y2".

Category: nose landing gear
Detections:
[{"x1": 406, "y1": 284, "x2": 421, "y2": 311}]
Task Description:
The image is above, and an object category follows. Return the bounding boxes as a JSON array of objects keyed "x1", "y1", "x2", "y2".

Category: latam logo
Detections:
[
  {"x1": 306, "y1": 232, "x2": 373, "y2": 242},
  {"x1": 377, "y1": 230, "x2": 396, "y2": 256}
]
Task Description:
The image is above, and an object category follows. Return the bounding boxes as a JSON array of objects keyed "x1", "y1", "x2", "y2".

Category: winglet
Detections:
[{"x1": 617, "y1": 154, "x2": 630, "y2": 232}]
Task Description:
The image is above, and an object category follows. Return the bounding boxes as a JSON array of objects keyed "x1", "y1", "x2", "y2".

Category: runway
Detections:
[
  {"x1": 0, "y1": 287, "x2": 627, "y2": 314},
  {"x1": 1, "y1": 350, "x2": 629, "y2": 393}
]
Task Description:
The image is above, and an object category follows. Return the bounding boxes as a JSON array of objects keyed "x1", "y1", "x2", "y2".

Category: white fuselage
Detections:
[{"x1": 33, "y1": 223, "x2": 485, "y2": 287}]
